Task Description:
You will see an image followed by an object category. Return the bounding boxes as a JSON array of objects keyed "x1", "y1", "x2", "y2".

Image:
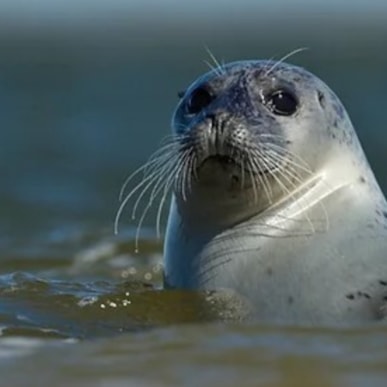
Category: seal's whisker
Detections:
[
  {"x1": 115, "y1": 134, "x2": 186, "y2": 236},
  {"x1": 182, "y1": 150, "x2": 197, "y2": 201},
  {"x1": 134, "y1": 153, "x2": 182, "y2": 246},
  {"x1": 267, "y1": 148, "x2": 331, "y2": 233},
  {"x1": 148, "y1": 159, "x2": 177, "y2": 203},
  {"x1": 180, "y1": 152, "x2": 190, "y2": 202},
  {"x1": 176, "y1": 149, "x2": 195, "y2": 202},
  {"x1": 150, "y1": 152, "x2": 185, "y2": 240},
  {"x1": 156, "y1": 170, "x2": 177, "y2": 238},
  {"x1": 263, "y1": 149, "x2": 307, "y2": 181},
  {"x1": 156, "y1": 148, "x2": 190, "y2": 237},
  {"x1": 204, "y1": 46, "x2": 226, "y2": 76},
  {"x1": 204, "y1": 60, "x2": 222, "y2": 77},
  {"x1": 264, "y1": 47, "x2": 308, "y2": 77},
  {"x1": 261, "y1": 154, "x2": 291, "y2": 196},
  {"x1": 262, "y1": 150, "x2": 317, "y2": 234},
  {"x1": 247, "y1": 151, "x2": 273, "y2": 204},
  {"x1": 158, "y1": 132, "x2": 188, "y2": 145},
  {"x1": 257, "y1": 150, "x2": 317, "y2": 235},
  {"x1": 119, "y1": 141, "x2": 181, "y2": 201},
  {"x1": 259, "y1": 147, "x2": 312, "y2": 194},
  {"x1": 118, "y1": 155, "x2": 168, "y2": 202},
  {"x1": 263, "y1": 148, "x2": 330, "y2": 235},
  {"x1": 193, "y1": 156, "x2": 199, "y2": 180},
  {"x1": 114, "y1": 166, "x2": 170, "y2": 234},
  {"x1": 240, "y1": 157, "x2": 245, "y2": 190},
  {"x1": 278, "y1": 164, "x2": 330, "y2": 233},
  {"x1": 131, "y1": 159, "x2": 176, "y2": 220},
  {"x1": 185, "y1": 150, "x2": 196, "y2": 195},
  {"x1": 259, "y1": 154, "x2": 275, "y2": 201},
  {"x1": 262, "y1": 142, "x2": 313, "y2": 174},
  {"x1": 143, "y1": 138, "x2": 187, "y2": 175},
  {"x1": 121, "y1": 168, "x2": 173, "y2": 241},
  {"x1": 246, "y1": 159, "x2": 259, "y2": 203},
  {"x1": 174, "y1": 151, "x2": 187, "y2": 201}
]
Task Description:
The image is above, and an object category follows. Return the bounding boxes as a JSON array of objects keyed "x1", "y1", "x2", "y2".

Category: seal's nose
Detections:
[{"x1": 202, "y1": 112, "x2": 231, "y2": 157}]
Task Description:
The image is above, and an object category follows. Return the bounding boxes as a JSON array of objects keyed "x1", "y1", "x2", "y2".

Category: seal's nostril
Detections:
[{"x1": 205, "y1": 114, "x2": 216, "y2": 123}]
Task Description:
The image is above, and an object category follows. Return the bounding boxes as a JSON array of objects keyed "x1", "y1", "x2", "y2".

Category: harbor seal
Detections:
[{"x1": 119, "y1": 59, "x2": 387, "y2": 325}]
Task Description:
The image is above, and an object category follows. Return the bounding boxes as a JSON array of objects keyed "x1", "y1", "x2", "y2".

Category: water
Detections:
[{"x1": 1, "y1": 9, "x2": 387, "y2": 386}]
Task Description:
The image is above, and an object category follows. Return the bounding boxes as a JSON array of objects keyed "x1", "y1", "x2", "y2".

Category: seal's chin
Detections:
[
  {"x1": 198, "y1": 154, "x2": 242, "y2": 176},
  {"x1": 194, "y1": 154, "x2": 244, "y2": 188},
  {"x1": 193, "y1": 151, "x2": 276, "y2": 191}
]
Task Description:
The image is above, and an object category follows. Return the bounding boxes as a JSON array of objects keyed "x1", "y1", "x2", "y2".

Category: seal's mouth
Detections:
[
  {"x1": 198, "y1": 154, "x2": 240, "y2": 172},
  {"x1": 202, "y1": 155, "x2": 235, "y2": 165},
  {"x1": 198, "y1": 153, "x2": 272, "y2": 176}
]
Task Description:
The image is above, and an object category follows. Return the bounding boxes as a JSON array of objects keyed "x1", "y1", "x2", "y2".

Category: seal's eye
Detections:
[
  {"x1": 186, "y1": 87, "x2": 213, "y2": 114},
  {"x1": 267, "y1": 90, "x2": 298, "y2": 116}
]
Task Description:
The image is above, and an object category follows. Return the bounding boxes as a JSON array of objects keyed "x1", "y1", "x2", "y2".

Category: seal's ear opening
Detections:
[
  {"x1": 317, "y1": 91, "x2": 326, "y2": 108},
  {"x1": 177, "y1": 90, "x2": 185, "y2": 99}
]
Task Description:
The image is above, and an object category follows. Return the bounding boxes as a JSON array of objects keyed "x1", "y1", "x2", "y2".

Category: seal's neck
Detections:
[{"x1": 163, "y1": 171, "x2": 339, "y2": 289}]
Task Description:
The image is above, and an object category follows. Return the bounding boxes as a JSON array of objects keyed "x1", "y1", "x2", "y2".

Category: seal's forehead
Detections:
[{"x1": 191, "y1": 60, "x2": 319, "y2": 90}]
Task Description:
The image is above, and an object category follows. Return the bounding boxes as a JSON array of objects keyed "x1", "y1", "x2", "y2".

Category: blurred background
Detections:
[
  {"x1": 0, "y1": 2, "x2": 387, "y2": 385},
  {"x1": 0, "y1": 0, "x2": 386, "y2": 254}
]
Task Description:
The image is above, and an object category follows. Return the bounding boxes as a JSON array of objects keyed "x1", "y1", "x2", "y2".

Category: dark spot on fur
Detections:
[
  {"x1": 231, "y1": 175, "x2": 239, "y2": 183},
  {"x1": 379, "y1": 280, "x2": 387, "y2": 286},
  {"x1": 359, "y1": 176, "x2": 366, "y2": 184},
  {"x1": 383, "y1": 296, "x2": 387, "y2": 301},
  {"x1": 357, "y1": 291, "x2": 371, "y2": 300},
  {"x1": 317, "y1": 91, "x2": 325, "y2": 108},
  {"x1": 346, "y1": 291, "x2": 371, "y2": 300},
  {"x1": 287, "y1": 296, "x2": 294, "y2": 305},
  {"x1": 383, "y1": 211, "x2": 387, "y2": 219},
  {"x1": 266, "y1": 267, "x2": 273, "y2": 276},
  {"x1": 331, "y1": 133, "x2": 336, "y2": 139},
  {"x1": 329, "y1": 92, "x2": 345, "y2": 119}
]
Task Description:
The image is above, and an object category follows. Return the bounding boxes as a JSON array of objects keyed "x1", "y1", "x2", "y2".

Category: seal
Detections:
[{"x1": 118, "y1": 59, "x2": 387, "y2": 325}]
